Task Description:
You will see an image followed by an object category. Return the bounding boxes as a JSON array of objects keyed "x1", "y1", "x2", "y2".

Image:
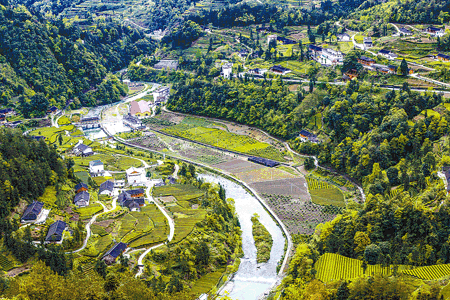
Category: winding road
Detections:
[{"x1": 66, "y1": 197, "x2": 117, "y2": 254}]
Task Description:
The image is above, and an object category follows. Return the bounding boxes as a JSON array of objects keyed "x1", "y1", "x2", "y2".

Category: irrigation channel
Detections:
[{"x1": 199, "y1": 174, "x2": 285, "y2": 300}]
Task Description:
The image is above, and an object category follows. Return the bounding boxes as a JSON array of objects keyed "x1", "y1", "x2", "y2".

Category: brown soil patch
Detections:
[
  {"x1": 213, "y1": 159, "x2": 265, "y2": 173},
  {"x1": 94, "y1": 219, "x2": 115, "y2": 227},
  {"x1": 8, "y1": 266, "x2": 30, "y2": 277},
  {"x1": 290, "y1": 32, "x2": 305, "y2": 40},
  {"x1": 250, "y1": 177, "x2": 310, "y2": 200},
  {"x1": 159, "y1": 196, "x2": 176, "y2": 203}
]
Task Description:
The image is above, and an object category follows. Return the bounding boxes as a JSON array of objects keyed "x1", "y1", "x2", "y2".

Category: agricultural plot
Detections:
[
  {"x1": 235, "y1": 167, "x2": 296, "y2": 184},
  {"x1": 168, "y1": 204, "x2": 207, "y2": 244},
  {"x1": 264, "y1": 194, "x2": 339, "y2": 234},
  {"x1": 126, "y1": 205, "x2": 169, "y2": 248},
  {"x1": 307, "y1": 177, "x2": 346, "y2": 207},
  {"x1": 153, "y1": 184, "x2": 205, "y2": 202},
  {"x1": 73, "y1": 153, "x2": 143, "y2": 171},
  {"x1": 212, "y1": 159, "x2": 265, "y2": 174},
  {"x1": 251, "y1": 177, "x2": 310, "y2": 199},
  {"x1": 129, "y1": 134, "x2": 167, "y2": 151},
  {"x1": 315, "y1": 253, "x2": 410, "y2": 282},
  {"x1": 162, "y1": 124, "x2": 286, "y2": 161},
  {"x1": 75, "y1": 203, "x2": 103, "y2": 219},
  {"x1": 0, "y1": 254, "x2": 14, "y2": 271},
  {"x1": 401, "y1": 264, "x2": 450, "y2": 280},
  {"x1": 190, "y1": 268, "x2": 225, "y2": 295}
]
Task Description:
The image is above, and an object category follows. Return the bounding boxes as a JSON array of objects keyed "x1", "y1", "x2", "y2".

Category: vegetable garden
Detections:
[{"x1": 306, "y1": 177, "x2": 346, "y2": 207}]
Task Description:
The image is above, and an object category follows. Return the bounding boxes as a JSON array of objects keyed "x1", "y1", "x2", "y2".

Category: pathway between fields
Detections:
[
  {"x1": 135, "y1": 184, "x2": 175, "y2": 277},
  {"x1": 66, "y1": 197, "x2": 117, "y2": 254}
]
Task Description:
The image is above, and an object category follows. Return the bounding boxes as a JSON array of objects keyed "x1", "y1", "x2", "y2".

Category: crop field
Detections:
[
  {"x1": 167, "y1": 204, "x2": 207, "y2": 244},
  {"x1": 251, "y1": 177, "x2": 310, "y2": 199},
  {"x1": 153, "y1": 184, "x2": 205, "y2": 202},
  {"x1": 401, "y1": 264, "x2": 450, "y2": 280},
  {"x1": 315, "y1": 253, "x2": 410, "y2": 282},
  {"x1": 74, "y1": 171, "x2": 90, "y2": 184},
  {"x1": 75, "y1": 203, "x2": 103, "y2": 219},
  {"x1": 129, "y1": 134, "x2": 167, "y2": 151},
  {"x1": 307, "y1": 177, "x2": 346, "y2": 207},
  {"x1": 264, "y1": 194, "x2": 339, "y2": 234},
  {"x1": 57, "y1": 116, "x2": 71, "y2": 125},
  {"x1": 213, "y1": 159, "x2": 265, "y2": 174},
  {"x1": 73, "y1": 153, "x2": 143, "y2": 171},
  {"x1": 236, "y1": 167, "x2": 296, "y2": 183},
  {"x1": 0, "y1": 254, "x2": 14, "y2": 271},
  {"x1": 190, "y1": 268, "x2": 225, "y2": 295},
  {"x1": 126, "y1": 204, "x2": 169, "y2": 248},
  {"x1": 162, "y1": 124, "x2": 286, "y2": 161}
]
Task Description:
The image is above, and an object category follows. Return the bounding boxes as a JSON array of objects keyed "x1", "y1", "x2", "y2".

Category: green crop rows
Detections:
[
  {"x1": 0, "y1": 254, "x2": 14, "y2": 271},
  {"x1": 401, "y1": 264, "x2": 450, "y2": 280},
  {"x1": 162, "y1": 124, "x2": 286, "y2": 162},
  {"x1": 315, "y1": 253, "x2": 409, "y2": 282},
  {"x1": 307, "y1": 178, "x2": 346, "y2": 207}
]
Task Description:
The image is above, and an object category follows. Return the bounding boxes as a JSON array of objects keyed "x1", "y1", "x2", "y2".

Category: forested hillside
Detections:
[
  {"x1": 0, "y1": 129, "x2": 67, "y2": 218},
  {"x1": 0, "y1": 4, "x2": 155, "y2": 117}
]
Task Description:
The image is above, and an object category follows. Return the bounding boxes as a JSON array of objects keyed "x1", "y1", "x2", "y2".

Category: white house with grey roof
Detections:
[
  {"x1": 89, "y1": 160, "x2": 104, "y2": 176},
  {"x1": 73, "y1": 142, "x2": 93, "y2": 156}
]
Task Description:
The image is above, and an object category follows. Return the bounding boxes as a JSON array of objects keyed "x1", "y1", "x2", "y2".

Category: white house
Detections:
[
  {"x1": 126, "y1": 167, "x2": 146, "y2": 185},
  {"x1": 152, "y1": 86, "x2": 170, "y2": 105},
  {"x1": 221, "y1": 63, "x2": 233, "y2": 79},
  {"x1": 89, "y1": 160, "x2": 104, "y2": 176},
  {"x1": 73, "y1": 142, "x2": 93, "y2": 156},
  {"x1": 363, "y1": 37, "x2": 373, "y2": 49},
  {"x1": 99, "y1": 180, "x2": 114, "y2": 196},
  {"x1": 337, "y1": 33, "x2": 350, "y2": 42},
  {"x1": 267, "y1": 34, "x2": 277, "y2": 44},
  {"x1": 378, "y1": 49, "x2": 398, "y2": 60},
  {"x1": 424, "y1": 27, "x2": 445, "y2": 37},
  {"x1": 114, "y1": 180, "x2": 126, "y2": 188},
  {"x1": 320, "y1": 48, "x2": 344, "y2": 65}
]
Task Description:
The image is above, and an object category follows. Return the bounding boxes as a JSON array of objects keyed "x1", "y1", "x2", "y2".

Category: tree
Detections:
[
  {"x1": 354, "y1": 231, "x2": 371, "y2": 253},
  {"x1": 58, "y1": 134, "x2": 63, "y2": 146},
  {"x1": 400, "y1": 59, "x2": 409, "y2": 76},
  {"x1": 364, "y1": 244, "x2": 382, "y2": 264},
  {"x1": 195, "y1": 241, "x2": 210, "y2": 266},
  {"x1": 304, "y1": 157, "x2": 315, "y2": 170},
  {"x1": 335, "y1": 281, "x2": 350, "y2": 300},
  {"x1": 94, "y1": 259, "x2": 107, "y2": 278},
  {"x1": 104, "y1": 273, "x2": 119, "y2": 293}
]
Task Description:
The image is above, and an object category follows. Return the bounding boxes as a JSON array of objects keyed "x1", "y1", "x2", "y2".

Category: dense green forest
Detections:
[{"x1": 0, "y1": 5, "x2": 155, "y2": 116}]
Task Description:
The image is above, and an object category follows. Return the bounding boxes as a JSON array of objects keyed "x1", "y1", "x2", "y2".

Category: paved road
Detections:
[
  {"x1": 390, "y1": 23, "x2": 401, "y2": 37},
  {"x1": 135, "y1": 184, "x2": 175, "y2": 277},
  {"x1": 66, "y1": 197, "x2": 117, "y2": 254}
]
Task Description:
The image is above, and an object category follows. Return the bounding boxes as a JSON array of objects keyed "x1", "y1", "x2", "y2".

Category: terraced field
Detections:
[
  {"x1": 162, "y1": 124, "x2": 286, "y2": 161},
  {"x1": 306, "y1": 177, "x2": 346, "y2": 207},
  {"x1": 316, "y1": 253, "x2": 410, "y2": 282},
  {"x1": 0, "y1": 254, "x2": 14, "y2": 271}
]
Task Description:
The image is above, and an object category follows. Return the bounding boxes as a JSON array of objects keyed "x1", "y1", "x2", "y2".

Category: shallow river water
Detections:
[{"x1": 198, "y1": 174, "x2": 285, "y2": 300}]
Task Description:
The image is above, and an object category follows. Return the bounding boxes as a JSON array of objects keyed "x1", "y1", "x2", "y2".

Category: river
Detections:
[{"x1": 198, "y1": 174, "x2": 285, "y2": 300}]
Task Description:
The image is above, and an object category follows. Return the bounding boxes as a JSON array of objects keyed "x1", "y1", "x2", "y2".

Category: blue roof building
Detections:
[
  {"x1": 99, "y1": 180, "x2": 114, "y2": 195},
  {"x1": 45, "y1": 221, "x2": 67, "y2": 242},
  {"x1": 74, "y1": 191, "x2": 90, "y2": 207},
  {"x1": 102, "y1": 242, "x2": 128, "y2": 264},
  {"x1": 248, "y1": 156, "x2": 280, "y2": 168},
  {"x1": 21, "y1": 201, "x2": 44, "y2": 223}
]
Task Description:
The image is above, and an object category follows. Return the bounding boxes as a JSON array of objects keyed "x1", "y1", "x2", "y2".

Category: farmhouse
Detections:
[
  {"x1": 358, "y1": 56, "x2": 376, "y2": 66},
  {"x1": 363, "y1": 37, "x2": 373, "y2": 49},
  {"x1": 21, "y1": 201, "x2": 44, "y2": 223},
  {"x1": 343, "y1": 69, "x2": 358, "y2": 80},
  {"x1": 372, "y1": 64, "x2": 393, "y2": 74},
  {"x1": 270, "y1": 65, "x2": 291, "y2": 75},
  {"x1": 74, "y1": 191, "x2": 90, "y2": 207},
  {"x1": 0, "y1": 108, "x2": 15, "y2": 116},
  {"x1": 89, "y1": 160, "x2": 104, "y2": 176},
  {"x1": 399, "y1": 27, "x2": 412, "y2": 36},
  {"x1": 48, "y1": 106, "x2": 58, "y2": 114},
  {"x1": 238, "y1": 49, "x2": 249, "y2": 58},
  {"x1": 119, "y1": 189, "x2": 145, "y2": 211},
  {"x1": 153, "y1": 86, "x2": 170, "y2": 104},
  {"x1": 154, "y1": 59, "x2": 179, "y2": 70},
  {"x1": 114, "y1": 180, "x2": 126, "y2": 188},
  {"x1": 277, "y1": 36, "x2": 296, "y2": 44},
  {"x1": 320, "y1": 48, "x2": 344, "y2": 66},
  {"x1": 45, "y1": 220, "x2": 67, "y2": 243},
  {"x1": 130, "y1": 101, "x2": 151, "y2": 117},
  {"x1": 75, "y1": 182, "x2": 88, "y2": 194},
  {"x1": 299, "y1": 129, "x2": 319, "y2": 143},
  {"x1": 126, "y1": 167, "x2": 146, "y2": 185},
  {"x1": 102, "y1": 242, "x2": 128, "y2": 265},
  {"x1": 73, "y1": 143, "x2": 93, "y2": 157},
  {"x1": 437, "y1": 53, "x2": 450, "y2": 62},
  {"x1": 123, "y1": 114, "x2": 145, "y2": 130},
  {"x1": 388, "y1": 65, "x2": 398, "y2": 73},
  {"x1": 248, "y1": 156, "x2": 280, "y2": 167},
  {"x1": 378, "y1": 49, "x2": 398, "y2": 60},
  {"x1": 221, "y1": 63, "x2": 233, "y2": 79},
  {"x1": 308, "y1": 45, "x2": 323, "y2": 59},
  {"x1": 424, "y1": 27, "x2": 445, "y2": 37},
  {"x1": 99, "y1": 180, "x2": 115, "y2": 196},
  {"x1": 80, "y1": 116, "x2": 100, "y2": 125},
  {"x1": 337, "y1": 33, "x2": 350, "y2": 42},
  {"x1": 248, "y1": 68, "x2": 268, "y2": 76},
  {"x1": 267, "y1": 34, "x2": 277, "y2": 44}
]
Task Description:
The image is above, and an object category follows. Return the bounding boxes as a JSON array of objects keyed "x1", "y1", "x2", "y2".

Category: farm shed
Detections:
[
  {"x1": 248, "y1": 156, "x2": 280, "y2": 167},
  {"x1": 102, "y1": 242, "x2": 128, "y2": 265}
]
